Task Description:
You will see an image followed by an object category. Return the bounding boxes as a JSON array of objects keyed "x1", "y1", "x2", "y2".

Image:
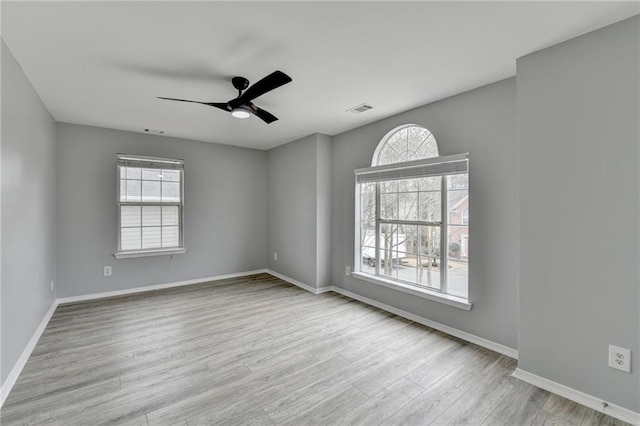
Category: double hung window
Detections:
[{"x1": 115, "y1": 154, "x2": 185, "y2": 258}]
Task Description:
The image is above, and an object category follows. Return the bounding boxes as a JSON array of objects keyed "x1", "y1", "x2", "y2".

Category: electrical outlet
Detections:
[
  {"x1": 104, "y1": 266, "x2": 112, "y2": 277},
  {"x1": 609, "y1": 345, "x2": 631, "y2": 373},
  {"x1": 50, "y1": 280, "x2": 54, "y2": 291},
  {"x1": 273, "y1": 252, "x2": 278, "y2": 261},
  {"x1": 345, "y1": 266, "x2": 351, "y2": 276}
]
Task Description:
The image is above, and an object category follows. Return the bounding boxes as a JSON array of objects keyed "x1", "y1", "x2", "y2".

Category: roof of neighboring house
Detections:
[{"x1": 448, "y1": 191, "x2": 469, "y2": 212}]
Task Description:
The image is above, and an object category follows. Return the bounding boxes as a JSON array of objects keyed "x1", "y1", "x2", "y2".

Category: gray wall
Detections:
[
  {"x1": 1, "y1": 40, "x2": 57, "y2": 385},
  {"x1": 267, "y1": 134, "x2": 318, "y2": 286},
  {"x1": 56, "y1": 123, "x2": 267, "y2": 298},
  {"x1": 331, "y1": 78, "x2": 519, "y2": 349},
  {"x1": 518, "y1": 16, "x2": 639, "y2": 411},
  {"x1": 267, "y1": 133, "x2": 332, "y2": 289}
]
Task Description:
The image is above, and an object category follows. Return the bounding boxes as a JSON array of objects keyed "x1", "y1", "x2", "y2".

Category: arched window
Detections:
[
  {"x1": 373, "y1": 124, "x2": 439, "y2": 166},
  {"x1": 354, "y1": 125, "x2": 470, "y2": 306}
]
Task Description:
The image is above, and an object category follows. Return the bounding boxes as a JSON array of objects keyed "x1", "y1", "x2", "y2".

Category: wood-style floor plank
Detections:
[
  {"x1": 343, "y1": 377, "x2": 424, "y2": 425},
  {"x1": 0, "y1": 273, "x2": 629, "y2": 426},
  {"x1": 490, "y1": 379, "x2": 551, "y2": 425},
  {"x1": 429, "y1": 356, "x2": 516, "y2": 425}
]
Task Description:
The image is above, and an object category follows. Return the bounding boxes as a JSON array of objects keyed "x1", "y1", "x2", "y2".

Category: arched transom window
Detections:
[
  {"x1": 373, "y1": 124, "x2": 439, "y2": 166},
  {"x1": 354, "y1": 125, "x2": 470, "y2": 306}
]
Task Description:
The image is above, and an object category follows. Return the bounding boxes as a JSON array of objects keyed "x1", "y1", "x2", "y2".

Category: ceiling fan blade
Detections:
[
  {"x1": 252, "y1": 107, "x2": 279, "y2": 124},
  {"x1": 158, "y1": 97, "x2": 229, "y2": 111},
  {"x1": 236, "y1": 71, "x2": 292, "y2": 104}
]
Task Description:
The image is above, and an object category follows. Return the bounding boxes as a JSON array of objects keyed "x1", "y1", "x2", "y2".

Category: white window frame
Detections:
[
  {"x1": 353, "y1": 153, "x2": 471, "y2": 310},
  {"x1": 114, "y1": 154, "x2": 186, "y2": 259}
]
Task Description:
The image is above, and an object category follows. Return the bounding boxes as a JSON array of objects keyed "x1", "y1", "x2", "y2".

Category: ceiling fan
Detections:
[{"x1": 158, "y1": 70, "x2": 292, "y2": 124}]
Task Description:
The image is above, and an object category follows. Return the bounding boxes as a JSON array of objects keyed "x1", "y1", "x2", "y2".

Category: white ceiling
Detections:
[{"x1": 2, "y1": 2, "x2": 638, "y2": 150}]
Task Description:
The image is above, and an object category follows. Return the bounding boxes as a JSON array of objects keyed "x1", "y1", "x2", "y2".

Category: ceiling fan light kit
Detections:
[
  {"x1": 231, "y1": 107, "x2": 251, "y2": 119},
  {"x1": 158, "y1": 70, "x2": 292, "y2": 124}
]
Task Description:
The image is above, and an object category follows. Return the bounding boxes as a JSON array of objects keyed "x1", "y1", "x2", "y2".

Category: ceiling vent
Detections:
[
  {"x1": 347, "y1": 103, "x2": 374, "y2": 114},
  {"x1": 143, "y1": 128, "x2": 165, "y2": 135}
]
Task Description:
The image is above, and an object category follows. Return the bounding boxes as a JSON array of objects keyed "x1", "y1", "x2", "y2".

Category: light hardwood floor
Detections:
[{"x1": 1, "y1": 273, "x2": 629, "y2": 425}]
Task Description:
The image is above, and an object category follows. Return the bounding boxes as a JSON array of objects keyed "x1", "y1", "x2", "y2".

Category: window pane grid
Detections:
[
  {"x1": 118, "y1": 204, "x2": 181, "y2": 250},
  {"x1": 365, "y1": 174, "x2": 466, "y2": 298},
  {"x1": 119, "y1": 202, "x2": 181, "y2": 206},
  {"x1": 369, "y1": 174, "x2": 450, "y2": 292},
  {"x1": 373, "y1": 220, "x2": 444, "y2": 292},
  {"x1": 120, "y1": 174, "x2": 182, "y2": 203},
  {"x1": 376, "y1": 125, "x2": 439, "y2": 166}
]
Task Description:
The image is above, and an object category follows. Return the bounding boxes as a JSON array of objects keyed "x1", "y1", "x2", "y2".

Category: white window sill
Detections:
[
  {"x1": 351, "y1": 271, "x2": 472, "y2": 311},
  {"x1": 114, "y1": 248, "x2": 186, "y2": 259}
]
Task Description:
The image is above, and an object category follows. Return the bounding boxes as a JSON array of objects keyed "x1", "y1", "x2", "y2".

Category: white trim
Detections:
[
  {"x1": 265, "y1": 269, "x2": 332, "y2": 295},
  {"x1": 351, "y1": 271, "x2": 472, "y2": 311},
  {"x1": 0, "y1": 301, "x2": 57, "y2": 408},
  {"x1": 57, "y1": 269, "x2": 267, "y2": 305},
  {"x1": 113, "y1": 248, "x2": 187, "y2": 259},
  {"x1": 512, "y1": 368, "x2": 640, "y2": 425},
  {"x1": 328, "y1": 285, "x2": 517, "y2": 359}
]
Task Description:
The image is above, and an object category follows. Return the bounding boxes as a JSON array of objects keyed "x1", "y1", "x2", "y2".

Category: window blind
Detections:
[
  {"x1": 355, "y1": 153, "x2": 468, "y2": 184},
  {"x1": 117, "y1": 154, "x2": 184, "y2": 170}
]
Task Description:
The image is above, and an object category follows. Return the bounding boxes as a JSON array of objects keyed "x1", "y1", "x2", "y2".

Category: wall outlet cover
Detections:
[
  {"x1": 608, "y1": 345, "x2": 631, "y2": 373},
  {"x1": 104, "y1": 265, "x2": 112, "y2": 277}
]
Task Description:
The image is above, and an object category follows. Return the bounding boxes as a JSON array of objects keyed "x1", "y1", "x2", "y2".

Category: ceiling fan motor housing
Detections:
[{"x1": 232, "y1": 76, "x2": 250, "y2": 91}]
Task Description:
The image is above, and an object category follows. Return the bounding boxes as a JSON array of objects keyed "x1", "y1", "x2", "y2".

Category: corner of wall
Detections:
[{"x1": 315, "y1": 134, "x2": 332, "y2": 288}]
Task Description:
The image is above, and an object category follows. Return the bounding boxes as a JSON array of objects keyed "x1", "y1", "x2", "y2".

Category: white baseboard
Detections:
[
  {"x1": 265, "y1": 269, "x2": 332, "y2": 294},
  {"x1": 0, "y1": 300, "x2": 57, "y2": 408},
  {"x1": 57, "y1": 269, "x2": 268, "y2": 305},
  {"x1": 268, "y1": 274, "x2": 518, "y2": 359},
  {"x1": 512, "y1": 368, "x2": 639, "y2": 425},
  {"x1": 328, "y1": 286, "x2": 518, "y2": 359},
  {"x1": 264, "y1": 274, "x2": 517, "y2": 359}
]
